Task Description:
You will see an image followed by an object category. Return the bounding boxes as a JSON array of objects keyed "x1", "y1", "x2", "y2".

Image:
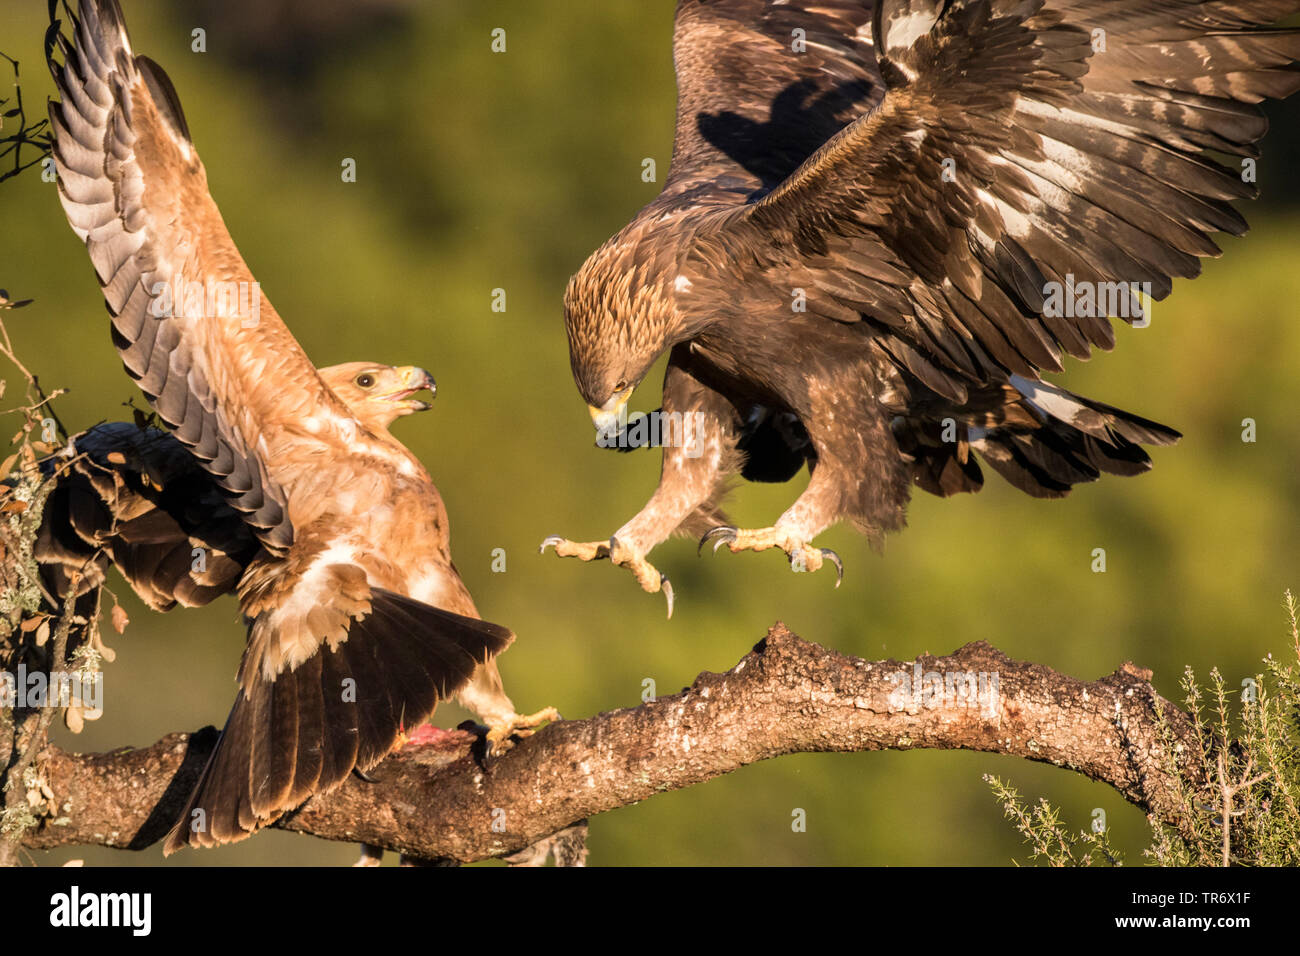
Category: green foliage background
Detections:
[{"x1": 1, "y1": 0, "x2": 1298, "y2": 865}]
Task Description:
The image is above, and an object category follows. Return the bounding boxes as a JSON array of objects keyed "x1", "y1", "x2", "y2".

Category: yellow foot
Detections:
[
  {"x1": 698, "y1": 526, "x2": 844, "y2": 586},
  {"x1": 486, "y1": 706, "x2": 562, "y2": 755},
  {"x1": 538, "y1": 537, "x2": 608, "y2": 562},
  {"x1": 539, "y1": 535, "x2": 674, "y2": 617}
]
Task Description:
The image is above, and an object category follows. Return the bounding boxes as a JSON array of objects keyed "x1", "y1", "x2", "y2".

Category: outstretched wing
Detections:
[
  {"x1": 35, "y1": 422, "x2": 258, "y2": 613},
  {"x1": 665, "y1": 0, "x2": 882, "y2": 206},
  {"x1": 47, "y1": 0, "x2": 363, "y2": 553},
  {"x1": 718, "y1": 0, "x2": 1300, "y2": 401}
]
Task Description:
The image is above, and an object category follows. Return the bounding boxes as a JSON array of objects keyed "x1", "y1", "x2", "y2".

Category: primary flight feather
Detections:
[{"x1": 545, "y1": 0, "x2": 1300, "y2": 610}]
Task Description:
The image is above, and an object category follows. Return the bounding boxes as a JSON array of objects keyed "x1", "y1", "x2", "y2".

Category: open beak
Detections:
[
  {"x1": 588, "y1": 387, "x2": 632, "y2": 438},
  {"x1": 387, "y1": 366, "x2": 437, "y2": 411}
]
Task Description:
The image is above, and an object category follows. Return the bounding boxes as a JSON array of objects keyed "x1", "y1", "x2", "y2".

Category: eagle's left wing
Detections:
[{"x1": 718, "y1": 0, "x2": 1300, "y2": 403}]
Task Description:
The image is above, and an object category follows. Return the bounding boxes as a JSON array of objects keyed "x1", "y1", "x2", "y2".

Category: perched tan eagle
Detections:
[
  {"x1": 545, "y1": 0, "x2": 1300, "y2": 612},
  {"x1": 44, "y1": 0, "x2": 554, "y2": 852}
]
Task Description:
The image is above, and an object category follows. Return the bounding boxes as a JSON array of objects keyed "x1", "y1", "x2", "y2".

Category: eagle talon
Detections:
[
  {"x1": 697, "y1": 525, "x2": 845, "y2": 583},
  {"x1": 486, "y1": 706, "x2": 562, "y2": 755},
  {"x1": 538, "y1": 536, "x2": 610, "y2": 562},
  {"x1": 820, "y1": 548, "x2": 844, "y2": 587},
  {"x1": 604, "y1": 537, "x2": 673, "y2": 616},
  {"x1": 543, "y1": 535, "x2": 672, "y2": 614},
  {"x1": 698, "y1": 526, "x2": 738, "y2": 555}
]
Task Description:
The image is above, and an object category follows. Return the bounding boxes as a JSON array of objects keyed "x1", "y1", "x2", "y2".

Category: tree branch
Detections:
[{"x1": 21, "y1": 623, "x2": 1205, "y2": 861}]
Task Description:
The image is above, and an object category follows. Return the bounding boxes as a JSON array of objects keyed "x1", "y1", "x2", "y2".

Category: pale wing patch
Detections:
[
  {"x1": 248, "y1": 541, "x2": 372, "y2": 684},
  {"x1": 404, "y1": 568, "x2": 458, "y2": 608},
  {"x1": 1009, "y1": 374, "x2": 1089, "y2": 425}
]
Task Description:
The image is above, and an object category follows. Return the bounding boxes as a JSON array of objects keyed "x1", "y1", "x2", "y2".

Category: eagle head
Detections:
[
  {"x1": 319, "y1": 362, "x2": 437, "y2": 434},
  {"x1": 563, "y1": 236, "x2": 685, "y2": 438}
]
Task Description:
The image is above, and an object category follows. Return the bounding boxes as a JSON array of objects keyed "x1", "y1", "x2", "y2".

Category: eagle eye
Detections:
[
  {"x1": 614, "y1": 380, "x2": 629, "y2": 393},
  {"x1": 355, "y1": 373, "x2": 376, "y2": 389}
]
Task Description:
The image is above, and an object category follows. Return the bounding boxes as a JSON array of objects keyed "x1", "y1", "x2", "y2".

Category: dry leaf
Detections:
[
  {"x1": 26, "y1": 775, "x2": 57, "y2": 814},
  {"x1": 0, "y1": 499, "x2": 28, "y2": 515},
  {"x1": 35, "y1": 619, "x2": 50, "y2": 647},
  {"x1": 111, "y1": 604, "x2": 129, "y2": 634},
  {"x1": 0, "y1": 453, "x2": 17, "y2": 481},
  {"x1": 19, "y1": 614, "x2": 47, "y2": 632},
  {"x1": 95, "y1": 637, "x2": 117, "y2": 663},
  {"x1": 64, "y1": 703, "x2": 84, "y2": 734},
  {"x1": 106, "y1": 451, "x2": 126, "y2": 464}
]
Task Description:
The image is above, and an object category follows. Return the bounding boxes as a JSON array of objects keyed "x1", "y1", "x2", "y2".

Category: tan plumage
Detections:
[{"x1": 45, "y1": 0, "x2": 549, "y2": 853}]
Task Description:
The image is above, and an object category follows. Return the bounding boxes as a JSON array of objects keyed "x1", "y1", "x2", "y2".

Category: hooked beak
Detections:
[
  {"x1": 588, "y1": 387, "x2": 632, "y2": 438},
  {"x1": 387, "y1": 366, "x2": 437, "y2": 411}
]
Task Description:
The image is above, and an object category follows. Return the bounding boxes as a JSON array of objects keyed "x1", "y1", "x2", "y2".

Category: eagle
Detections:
[
  {"x1": 544, "y1": 0, "x2": 1300, "y2": 612},
  {"x1": 44, "y1": 0, "x2": 554, "y2": 852}
]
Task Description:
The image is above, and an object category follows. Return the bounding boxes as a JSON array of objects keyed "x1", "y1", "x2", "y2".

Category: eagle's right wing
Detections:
[{"x1": 664, "y1": 0, "x2": 883, "y2": 206}]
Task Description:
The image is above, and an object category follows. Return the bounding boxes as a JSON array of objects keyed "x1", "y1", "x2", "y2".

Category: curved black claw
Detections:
[
  {"x1": 821, "y1": 548, "x2": 844, "y2": 587},
  {"x1": 698, "y1": 525, "x2": 738, "y2": 556},
  {"x1": 662, "y1": 575, "x2": 674, "y2": 619}
]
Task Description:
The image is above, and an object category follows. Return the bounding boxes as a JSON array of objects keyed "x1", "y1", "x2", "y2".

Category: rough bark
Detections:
[{"x1": 19, "y1": 622, "x2": 1203, "y2": 862}]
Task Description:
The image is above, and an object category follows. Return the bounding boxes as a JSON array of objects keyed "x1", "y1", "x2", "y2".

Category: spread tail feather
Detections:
[
  {"x1": 902, "y1": 378, "x2": 1180, "y2": 499},
  {"x1": 163, "y1": 589, "x2": 513, "y2": 854}
]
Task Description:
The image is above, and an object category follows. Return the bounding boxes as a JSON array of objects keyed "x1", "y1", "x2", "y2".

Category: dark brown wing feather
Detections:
[
  {"x1": 666, "y1": 0, "x2": 882, "y2": 206},
  {"x1": 35, "y1": 422, "x2": 258, "y2": 613},
  {"x1": 727, "y1": 0, "x2": 1300, "y2": 399},
  {"x1": 164, "y1": 590, "x2": 513, "y2": 853}
]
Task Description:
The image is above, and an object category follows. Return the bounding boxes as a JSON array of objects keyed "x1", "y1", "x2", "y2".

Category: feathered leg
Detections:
[
  {"x1": 541, "y1": 348, "x2": 741, "y2": 615},
  {"x1": 700, "y1": 363, "x2": 912, "y2": 580}
]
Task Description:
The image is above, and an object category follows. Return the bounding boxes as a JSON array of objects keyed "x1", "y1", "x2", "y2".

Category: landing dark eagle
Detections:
[{"x1": 544, "y1": 0, "x2": 1300, "y2": 612}]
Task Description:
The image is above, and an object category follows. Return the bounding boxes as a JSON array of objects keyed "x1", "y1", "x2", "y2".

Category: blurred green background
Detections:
[{"x1": 2, "y1": 0, "x2": 1299, "y2": 866}]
